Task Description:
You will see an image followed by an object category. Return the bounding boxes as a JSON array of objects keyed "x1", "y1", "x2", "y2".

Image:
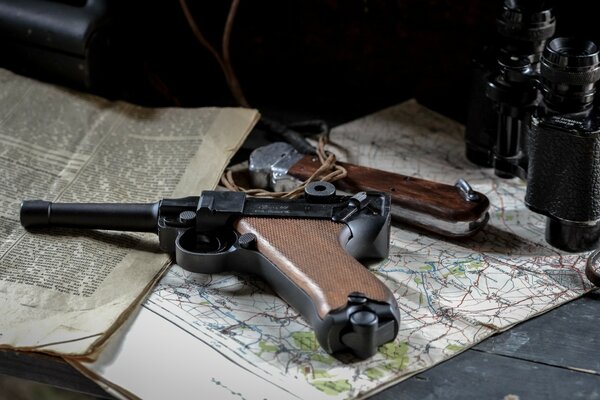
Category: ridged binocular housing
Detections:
[{"x1": 526, "y1": 38, "x2": 600, "y2": 252}]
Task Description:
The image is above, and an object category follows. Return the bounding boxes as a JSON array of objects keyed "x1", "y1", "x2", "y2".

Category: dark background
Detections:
[
  {"x1": 2, "y1": 3, "x2": 600, "y2": 399},
  {"x1": 2, "y1": 0, "x2": 600, "y2": 123}
]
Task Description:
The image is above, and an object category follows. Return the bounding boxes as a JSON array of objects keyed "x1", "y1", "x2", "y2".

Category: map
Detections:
[{"x1": 143, "y1": 100, "x2": 591, "y2": 399}]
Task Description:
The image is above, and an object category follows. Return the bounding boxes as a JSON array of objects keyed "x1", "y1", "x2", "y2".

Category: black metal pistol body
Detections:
[{"x1": 20, "y1": 182, "x2": 399, "y2": 359}]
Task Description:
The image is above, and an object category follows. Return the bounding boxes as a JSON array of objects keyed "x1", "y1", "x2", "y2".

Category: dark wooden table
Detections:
[
  {"x1": 2, "y1": 289, "x2": 599, "y2": 399},
  {"x1": 376, "y1": 290, "x2": 600, "y2": 399}
]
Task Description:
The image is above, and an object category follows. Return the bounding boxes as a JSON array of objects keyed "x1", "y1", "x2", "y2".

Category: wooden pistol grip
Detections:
[
  {"x1": 288, "y1": 155, "x2": 489, "y2": 223},
  {"x1": 234, "y1": 217, "x2": 393, "y2": 320}
]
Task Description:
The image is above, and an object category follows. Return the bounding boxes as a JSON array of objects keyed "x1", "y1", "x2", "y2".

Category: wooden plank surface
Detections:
[
  {"x1": 372, "y1": 290, "x2": 600, "y2": 399},
  {"x1": 474, "y1": 290, "x2": 600, "y2": 374},
  {"x1": 372, "y1": 349, "x2": 600, "y2": 400}
]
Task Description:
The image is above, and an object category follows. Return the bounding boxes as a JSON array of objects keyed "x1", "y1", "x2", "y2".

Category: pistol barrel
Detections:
[{"x1": 20, "y1": 200, "x2": 160, "y2": 232}]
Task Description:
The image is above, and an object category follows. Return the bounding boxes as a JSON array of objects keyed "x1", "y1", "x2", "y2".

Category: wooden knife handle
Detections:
[{"x1": 288, "y1": 155, "x2": 489, "y2": 224}]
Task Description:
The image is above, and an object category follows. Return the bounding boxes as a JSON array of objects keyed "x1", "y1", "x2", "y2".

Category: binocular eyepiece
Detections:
[
  {"x1": 497, "y1": 0, "x2": 556, "y2": 57},
  {"x1": 466, "y1": 3, "x2": 600, "y2": 252},
  {"x1": 540, "y1": 38, "x2": 600, "y2": 112}
]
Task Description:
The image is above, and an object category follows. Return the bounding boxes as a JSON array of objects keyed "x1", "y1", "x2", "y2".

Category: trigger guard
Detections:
[{"x1": 174, "y1": 229, "x2": 237, "y2": 274}]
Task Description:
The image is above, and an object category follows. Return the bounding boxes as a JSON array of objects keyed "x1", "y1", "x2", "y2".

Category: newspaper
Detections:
[
  {"x1": 72, "y1": 100, "x2": 591, "y2": 398},
  {"x1": 0, "y1": 68, "x2": 259, "y2": 356}
]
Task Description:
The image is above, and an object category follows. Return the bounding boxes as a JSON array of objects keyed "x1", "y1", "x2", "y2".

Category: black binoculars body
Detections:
[{"x1": 466, "y1": 0, "x2": 600, "y2": 252}]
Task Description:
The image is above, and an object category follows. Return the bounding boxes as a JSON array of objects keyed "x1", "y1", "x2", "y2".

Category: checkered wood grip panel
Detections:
[{"x1": 234, "y1": 217, "x2": 392, "y2": 319}]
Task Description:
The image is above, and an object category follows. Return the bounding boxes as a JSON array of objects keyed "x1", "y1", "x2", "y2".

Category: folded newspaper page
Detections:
[
  {"x1": 0, "y1": 68, "x2": 259, "y2": 355},
  {"x1": 73, "y1": 100, "x2": 591, "y2": 399}
]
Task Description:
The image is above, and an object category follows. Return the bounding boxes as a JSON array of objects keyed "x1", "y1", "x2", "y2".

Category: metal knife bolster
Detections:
[
  {"x1": 249, "y1": 142, "x2": 304, "y2": 192},
  {"x1": 248, "y1": 142, "x2": 490, "y2": 237}
]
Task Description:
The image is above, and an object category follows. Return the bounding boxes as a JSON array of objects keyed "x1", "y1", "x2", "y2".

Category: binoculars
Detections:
[{"x1": 466, "y1": 0, "x2": 600, "y2": 252}]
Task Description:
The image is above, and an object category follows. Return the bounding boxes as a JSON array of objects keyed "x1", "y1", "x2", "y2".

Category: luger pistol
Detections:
[{"x1": 20, "y1": 182, "x2": 399, "y2": 359}]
